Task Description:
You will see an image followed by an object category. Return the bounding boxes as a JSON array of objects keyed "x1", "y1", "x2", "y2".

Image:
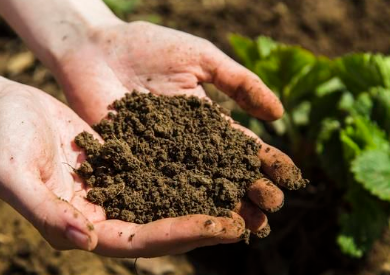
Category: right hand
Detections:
[{"x1": 53, "y1": 20, "x2": 306, "y2": 237}]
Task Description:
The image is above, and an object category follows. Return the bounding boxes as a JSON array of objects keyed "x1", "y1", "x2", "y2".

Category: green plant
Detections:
[
  {"x1": 103, "y1": 0, "x2": 138, "y2": 18},
  {"x1": 229, "y1": 34, "x2": 390, "y2": 258}
]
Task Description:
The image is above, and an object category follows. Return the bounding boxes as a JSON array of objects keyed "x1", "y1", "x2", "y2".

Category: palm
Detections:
[
  {"x1": 102, "y1": 22, "x2": 210, "y2": 98},
  {"x1": 0, "y1": 82, "x2": 105, "y2": 249},
  {"x1": 0, "y1": 79, "x2": 259, "y2": 257},
  {"x1": 57, "y1": 21, "x2": 282, "y2": 125},
  {"x1": 43, "y1": 100, "x2": 107, "y2": 225},
  {"x1": 49, "y1": 21, "x2": 304, "y2": 256}
]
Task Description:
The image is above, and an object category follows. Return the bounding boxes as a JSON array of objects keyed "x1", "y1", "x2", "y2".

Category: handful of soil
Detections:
[{"x1": 75, "y1": 93, "x2": 267, "y2": 224}]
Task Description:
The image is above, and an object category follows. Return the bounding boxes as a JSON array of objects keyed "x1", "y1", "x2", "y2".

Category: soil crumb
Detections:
[{"x1": 75, "y1": 92, "x2": 265, "y2": 224}]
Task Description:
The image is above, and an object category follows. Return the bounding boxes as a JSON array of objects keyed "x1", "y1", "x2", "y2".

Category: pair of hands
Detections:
[{"x1": 0, "y1": 21, "x2": 300, "y2": 257}]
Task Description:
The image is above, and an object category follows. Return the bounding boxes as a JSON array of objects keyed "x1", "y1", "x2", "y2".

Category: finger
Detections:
[
  {"x1": 258, "y1": 143, "x2": 308, "y2": 190},
  {"x1": 235, "y1": 200, "x2": 270, "y2": 238},
  {"x1": 230, "y1": 123, "x2": 308, "y2": 190},
  {"x1": 169, "y1": 212, "x2": 247, "y2": 252},
  {"x1": 201, "y1": 45, "x2": 283, "y2": 121},
  {"x1": 93, "y1": 213, "x2": 245, "y2": 258},
  {"x1": 3, "y1": 175, "x2": 98, "y2": 251},
  {"x1": 247, "y1": 178, "x2": 284, "y2": 213}
]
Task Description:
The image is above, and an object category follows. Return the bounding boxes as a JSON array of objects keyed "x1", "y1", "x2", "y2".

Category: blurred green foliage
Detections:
[
  {"x1": 103, "y1": 0, "x2": 139, "y2": 18},
  {"x1": 230, "y1": 34, "x2": 390, "y2": 258}
]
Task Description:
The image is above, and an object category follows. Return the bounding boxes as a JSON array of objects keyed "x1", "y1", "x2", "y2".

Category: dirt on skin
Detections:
[
  {"x1": 0, "y1": 200, "x2": 194, "y2": 275},
  {"x1": 75, "y1": 92, "x2": 279, "y2": 225}
]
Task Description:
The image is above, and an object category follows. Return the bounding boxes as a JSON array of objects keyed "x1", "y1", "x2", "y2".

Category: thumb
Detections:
[
  {"x1": 3, "y1": 175, "x2": 98, "y2": 251},
  {"x1": 201, "y1": 44, "x2": 284, "y2": 121}
]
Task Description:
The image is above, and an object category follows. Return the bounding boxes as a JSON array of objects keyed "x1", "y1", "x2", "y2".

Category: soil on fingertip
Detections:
[{"x1": 75, "y1": 92, "x2": 272, "y2": 224}]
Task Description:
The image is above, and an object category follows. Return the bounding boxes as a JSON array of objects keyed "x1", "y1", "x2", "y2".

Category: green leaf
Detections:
[
  {"x1": 370, "y1": 87, "x2": 390, "y2": 135},
  {"x1": 103, "y1": 0, "x2": 138, "y2": 17},
  {"x1": 256, "y1": 36, "x2": 278, "y2": 58},
  {"x1": 248, "y1": 118, "x2": 265, "y2": 137},
  {"x1": 375, "y1": 55, "x2": 390, "y2": 88},
  {"x1": 352, "y1": 149, "x2": 390, "y2": 201},
  {"x1": 348, "y1": 116, "x2": 390, "y2": 151},
  {"x1": 286, "y1": 56, "x2": 334, "y2": 105},
  {"x1": 278, "y1": 47, "x2": 317, "y2": 96},
  {"x1": 309, "y1": 90, "x2": 344, "y2": 136},
  {"x1": 353, "y1": 93, "x2": 373, "y2": 117},
  {"x1": 337, "y1": 235, "x2": 363, "y2": 258},
  {"x1": 316, "y1": 119, "x2": 347, "y2": 183},
  {"x1": 315, "y1": 77, "x2": 346, "y2": 97},
  {"x1": 337, "y1": 92, "x2": 355, "y2": 113},
  {"x1": 342, "y1": 116, "x2": 389, "y2": 151},
  {"x1": 355, "y1": 118, "x2": 387, "y2": 150},
  {"x1": 253, "y1": 57, "x2": 282, "y2": 95},
  {"x1": 228, "y1": 34, "x2": 259, "y2": 70},
  {"x1": 253, "y1": 46, "x2": 317, "y2": 99},
  {"x1": 338, "y1": 92, "x2": 373, "y2": 117},
  {"x1": 338, "y1": 186, "x2": 388, "y2": 257},
  {"x1": 340, "y1": 130, "x2": 361, "y2": 161},
  {"x1": 230, "y1": 36, "x2": 331, "y2": 110},
  {"x1": 335, "y1": 53, "x2": 390, "y2": 94},
  {"x1": 268, "y1": 118, "x2": 287, "y2": 136},
  {"x1": 292, "y1": 101, "x2": 311, "y2": 126}
]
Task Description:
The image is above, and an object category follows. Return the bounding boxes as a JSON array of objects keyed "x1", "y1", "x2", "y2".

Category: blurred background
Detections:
[{"x1": 1, "y1": 0, "x2": 390, "y2": 274}]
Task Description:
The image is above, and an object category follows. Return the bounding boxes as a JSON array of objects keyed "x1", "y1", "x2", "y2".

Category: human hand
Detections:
[
  {"x1": 53, "y1": 21, "x2": 306, "y2": 229},
  {"x1": 0, "y1": 78, "x2": 278, "y2": 257},
  {"x1": 55, "y1": 21, "x2": 284, "y2": 124},
  {"x1": 0, "y1": 0, "x2": 306, "y2": 240}
]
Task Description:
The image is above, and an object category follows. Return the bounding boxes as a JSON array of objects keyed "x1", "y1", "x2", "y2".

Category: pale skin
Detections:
[
  {"x1": 0, "y1": 78, "x2": 255, "y2": 257},
  {"x1": 0, "y1": 0, "x2": 300, "y2": 257}
]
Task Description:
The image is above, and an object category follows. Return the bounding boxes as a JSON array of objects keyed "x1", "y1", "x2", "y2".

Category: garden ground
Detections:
[{"x1": 1, "y1": 0, "x2": 390, "y2": 274}]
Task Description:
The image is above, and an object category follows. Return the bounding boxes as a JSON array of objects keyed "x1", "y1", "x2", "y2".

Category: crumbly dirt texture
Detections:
[{"x1": 75, "y1": 92, "x2": 264, "y2": 224}]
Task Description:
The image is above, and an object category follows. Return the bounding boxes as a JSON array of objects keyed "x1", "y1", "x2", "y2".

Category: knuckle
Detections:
[
  {"x1": 130, "y1": 20, "x2": 154, "y2": 30},
  {"x1": 201, "y1": 38, "x2": 216, "y2": 49}
]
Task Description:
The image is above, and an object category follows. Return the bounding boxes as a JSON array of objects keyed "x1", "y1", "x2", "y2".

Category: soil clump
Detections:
[{"x1": 75, "y1": 92, "x2": 264, "y2": 224}]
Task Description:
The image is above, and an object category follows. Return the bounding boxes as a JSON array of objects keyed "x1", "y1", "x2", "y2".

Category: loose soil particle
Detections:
[{"x1": 75, "y1": 92, "x2": 264, "y2": 224}]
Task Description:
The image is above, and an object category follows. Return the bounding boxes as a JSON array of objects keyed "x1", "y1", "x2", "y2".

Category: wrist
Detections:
[
  {"x1": 48, "y1": 0, "x2": 123, "y2": 66},
  {"x1": 0, "y1": 0, "x2": 122, "y2": 71}
]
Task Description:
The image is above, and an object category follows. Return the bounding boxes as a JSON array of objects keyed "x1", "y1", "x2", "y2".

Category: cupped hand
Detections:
[
  {"x1": 0, "y1": 78, "x2": 264, "y2": 258},
  {"x1": 53, "y1": 21, "x2": 306, "y2": 236},
  {"x1": 56, "y1": 21, "x2": 284, "y2": 124}
]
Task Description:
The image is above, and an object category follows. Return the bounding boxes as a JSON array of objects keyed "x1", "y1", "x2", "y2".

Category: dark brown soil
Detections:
[
  {"x1": 75, "y1": 92, "x2": 263, "y2": 224},
  {"x1": 133, "y1": 0, "x2": 390, "y2": 58}
]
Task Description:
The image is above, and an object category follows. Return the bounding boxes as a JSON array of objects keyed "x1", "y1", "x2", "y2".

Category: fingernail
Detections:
[
  {"x1": 65, "y1": 227, "x2": 91, "y2": 251},
  {"x1": 255, "y1": 224, "x2": 271, "y2": 239}
]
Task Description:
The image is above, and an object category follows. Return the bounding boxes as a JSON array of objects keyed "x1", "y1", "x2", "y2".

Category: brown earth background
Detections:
[{"x1": 1, "y1": 0, "x2": 390, "y2": 274}]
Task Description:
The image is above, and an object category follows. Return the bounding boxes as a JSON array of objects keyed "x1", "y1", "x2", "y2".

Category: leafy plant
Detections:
[
  {"x1": 229, "y1": 34, "x2": 390, "y2": 258},
  {"x1": 103, "y1": 0, "x2": 139, "y2": 18}
]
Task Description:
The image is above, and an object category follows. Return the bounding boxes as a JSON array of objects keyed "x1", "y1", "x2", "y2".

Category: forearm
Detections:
[{"x1": 0, "y1": 0, "x2": 121, "y2": 70}]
